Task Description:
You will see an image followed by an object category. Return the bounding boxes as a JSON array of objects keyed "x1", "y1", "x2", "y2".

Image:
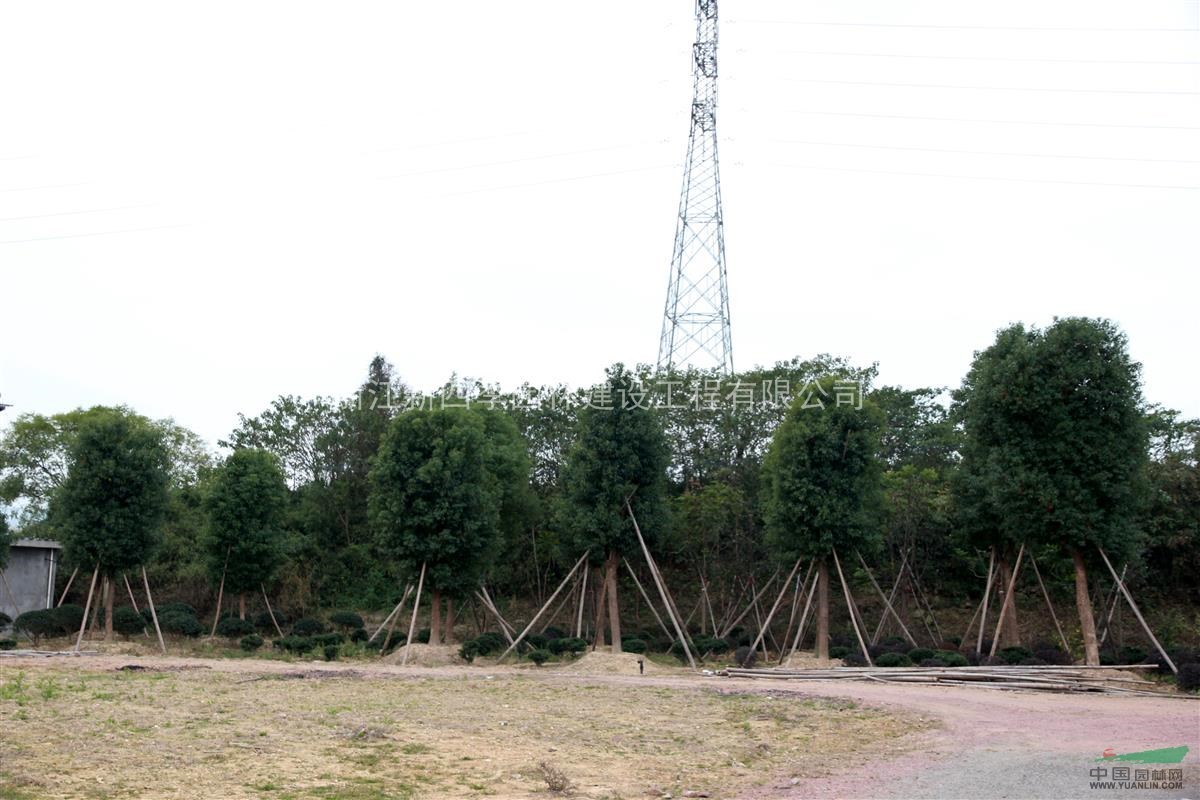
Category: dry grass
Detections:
[{"x1": 0, "y1": 661, "x2": 925, "y2": 799}]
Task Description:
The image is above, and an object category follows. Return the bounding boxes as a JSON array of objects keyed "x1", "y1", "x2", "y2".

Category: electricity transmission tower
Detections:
[{"x1": 657, "y1": 0, "x2": 733, "y2": 374}]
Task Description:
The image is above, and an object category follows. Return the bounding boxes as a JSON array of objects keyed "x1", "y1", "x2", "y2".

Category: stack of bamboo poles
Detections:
[{"x1": 721, "y1": 664, "x2": 1197, "y2": 699}]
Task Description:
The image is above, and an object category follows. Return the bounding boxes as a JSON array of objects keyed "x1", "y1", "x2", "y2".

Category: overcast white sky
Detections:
[{"x1": 2, "y1": 0, "x2": 1197, "y2": 447}]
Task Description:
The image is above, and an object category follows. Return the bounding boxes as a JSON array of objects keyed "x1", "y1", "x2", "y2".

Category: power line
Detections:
[
  {"x1": 770, "y1": 139, "x2": 1200, "y2": 165},
  {"x1": 731, "y1": 19, "x2": 1197, "y2": 32},
  {"x1": 777, "y1": 109, "x2": 1200, "y2": 131},
  {"x1": 380, "y1": 141, "x2": 670, "y2": 180},
  {"x1": 774, "y1": 163, "x2": 1200, "y2": 190},
  {"x1": 780, "y1": 77, "x2": 1199, "y2": 96},
  {"x1": 439, "y1": 163, "x2": 679, "y2": 197},
  {"x1": 771, "y1": 49, "x2": 1200, "y2": 66}
]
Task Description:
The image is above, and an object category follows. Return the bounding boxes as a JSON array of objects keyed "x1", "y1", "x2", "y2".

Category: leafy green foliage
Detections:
[
  {"x1": 0, "y1": 638, "x2": 15, "y2": 650},
  {"x1": 875, "y1": 652, "x2": 913, "y2": 667},
  {"x1": 1177, "y1": 664, "x2": 1200, "y2": 693},
  {"x1": 158, "y1": 608, "x2": 203, "y2": 637},
  {"x1": 547, "y1": 637, "x2": 586, "y2": 656},
  {"x1": 621, "y1": 637, "x2": 647, "y2": 654},
  {"x1": 998, "y1": 646, "x2": 1034, "y2": 665},
  {"x1": 240, "y1": 633, "x2": 264, "y2": 652},
  {"x1": 329, "y1": 611, "x2": 364, "y2": 631},
  {"x1": 111, "y1": 607, "x2": 145, "y2": 638},
  {"x1": 935, "y1": 650, "x2": 969, "y2": 667},
  {"x1": 13, "y1": 610, "x2": 60, "y2": 645},
  {"x1": 216, "y1": 617, "x2": 256, "y2": 638},
  {"x1": 907, "y1": 648, "x2": 936, "y2": 663},
  {"x1": 527, "y1": 648, "x2": 551, "y2": 666},
  {"x1": 52, "y1": 410, "x2": 170, "y2": 576},
  {"x1": 291, "y1": 617, "x2": 326, "y2": 636},
  {"x1": 204, "y1": 449, "x2": 289, "y2": 595}
]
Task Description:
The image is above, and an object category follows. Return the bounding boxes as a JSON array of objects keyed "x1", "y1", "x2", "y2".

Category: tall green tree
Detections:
[
  {"x1": 204, "y1": 449, "x2": 290, "y2": 619},
  {"x1": 1143, "y1": 408, "x2": 1199, "y2": 605},
  {"x1": 370, "y1": 406, "x2": 527, "y2": 643},
  {"x1": 51, "y1": 410, "x2": 170, "y2": 640},
  {"x1": 0, "y1": 510, "x2": 10, "y2": 570},
  {"x1": 561, "y1": 364, "x2": 670, "y2": 654},
  {"x1": 954, "y1": 318, "x2": 1147, "y2": 664},
  {"x1": 761, "y1": 377, "x2": 884, "y2": 659}
]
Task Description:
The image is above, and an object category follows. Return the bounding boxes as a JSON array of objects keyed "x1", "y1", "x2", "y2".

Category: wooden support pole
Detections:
[
  {"x1": 718, "y1": 569, "x2": 780, "y2": 639},
  {"x1": 750, "y1": 559, "x2": 803, "y2": 654},
  {"x1": 401, "y1": 563, "x2": 427, "y2": 666},
  {"x1": 208, "y1": 547, "x2": 230, "y2": 639},
  {"x1": 783, "y1": 568, "x2": 819, "y2": 663},
  {"x1": 960, "y1": 592, "x2": 986, "y2": 646},
  {"x1": 479, "y1": 585, "x2": 518, "y2": 638},
  {"x1": 1097, "y1": 548, "x2": 1177, "y2": 675},
  {"x1": 857, "y1": 551, "x2": 918, "y2": 648},
  {"x1": 989, "y1": 543, "x2": 1026, "y2": 658},
  {"x1": 141, "y1": 566, "x2": 166, "y2": 654},
  {"x1": 623, "y1": 558, "x2": 674, "y2": 643},
  {"x1": 121, "y1": 573, "x2": 141, "y2": 613},
  {"x1": 832, "y1": 549, "x2": 872, "y2": 667},
  {"x1": 57, "y1": 566, "x2": 79, "y2": 607},
  {"x1": 73, "y1": 565, "x2": 100, "y2": 652},
  {"x1": 627, "y1": 499, "x2": 695, "y2": 670},
  {"x1": 1098, "y1": 564, "x2": 1128, "y2": 646},
  {"x1": 976, "y1": 548, "x2": 996, "y2": 656},
  {"x1": 871, "y1": 551, "x2": 910, "y2": 645},
  {"x1": 1028, "y1": 554, "x2": 1071, "y2": 657},
  {"x1": 368, "y1": 586, "x2": 408, "y2": 643},
  {"x1": 574, "y1": 563, "x2": 589, "y2": 639},
  {"x1": 380, "y1": 585, "x2": 414, "y2": 651},
  {"x1": 905, "y1": 560, "x2": 944, "y2": 645},
  {"x1": 261, "y1": 583, "x2": 285, "y2": 638},
  {"x1": 475, "y1": 590, "x2": 516, "y2": 645},
  {"x1": 497, "y1": 551, "x2": 589, "y2": 662},
  {"x1": 779, "y1": 562, "x2": 812, "y2": 660}
]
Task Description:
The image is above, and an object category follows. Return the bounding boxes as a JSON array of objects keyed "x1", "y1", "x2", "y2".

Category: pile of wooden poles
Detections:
[{"x1": 721, "y1": 663, "x2": 1196, "y2": 698}]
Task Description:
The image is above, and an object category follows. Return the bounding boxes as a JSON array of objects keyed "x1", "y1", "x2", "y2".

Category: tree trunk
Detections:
[
  {"x1": 1071, "y1": 547, "x2": 1100, "y2": 665},
  {"x1": 238, "y1": 593, "x2": 246, "y2": 620},
  {"x1": 591, "y1": 567, "x2": 608, "y2": 648},
  {"x1": 816, "y1": 559, "x2": 830, "y2": 660},
  {"x1": 430, "y1": 588, "x2": 442, "y2": 644},
  {"x1": 605, "y1": 551, "x2": 622, "y2": 654},
  {"x1": 996, "y1": 556, "x2": 1022, "y2": 648},
  {"x1": 90, "y1": 577, "x2": 105, "y2": 634},
  {"x1": 104, "y1": 576, "x2": 114, "y2": 642},
  {"x1": 444, "y1": 597, "x2": 456, "y2": 643}
]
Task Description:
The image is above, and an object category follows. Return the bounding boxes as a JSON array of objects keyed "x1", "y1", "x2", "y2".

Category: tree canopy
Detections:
[{"x1": 204, "y1": 448, "x2": 290, "y2": 600}]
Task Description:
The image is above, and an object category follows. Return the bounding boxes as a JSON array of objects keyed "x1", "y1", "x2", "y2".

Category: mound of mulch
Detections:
[{"x1": 382, "y1": 643, "x2": 463, "y2": 667}]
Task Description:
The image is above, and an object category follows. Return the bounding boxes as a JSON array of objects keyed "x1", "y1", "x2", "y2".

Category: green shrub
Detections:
[
  {"x1": 473, "y1": 632, "x2": 507, "y2": 655},
  {"x1": 459, "y1": 640, "x2": 480, "y2": 663},
  {"x1": 878, "y1": 636, "x2": 909, "y2": 654},
  {"x1": 1177, "y1": 664, "x2": 1200, "y2": 693},
  {"x1": 415, "y1": 627, "x2": 431, "y2": 644},
  {"x1": 13, "y1": 610, "x2": 60, "y2": 646},
  {"x1": 1032, "y1": 644, "x2": 1073, "y2": 665},
  {"x1": 240, "y1": 634, "x2": 264, "y2": 652},
  {"x1": 158, "y1": 609, "x2": 203, "y2": 637},
  {"x1": 542, "y1": 626, "x2": 566, "y2": 640},
  {"x1": 0, "y1": 612, "x2": 11, "y2": 627},
  {"x1": 828, "y1": 645, "x2": 851, "y2": 659},
  {"x1": 148, "y1": 602, "x2": 196, "y2": 622},
  {"x1": 273, "y1": 635, "x2": 315, "y2": 654},
  {"x1": 349, "y1": 627, "x2": 368, "y2": 643},
  {"x1": 0, "y1": 639, "x2": 16, "y2": 650},
  {"x1": 875, "y1": 652, "x2": 913, "y2": 668},
  {"x1": 329, "y1": 611, "x2": 364, "y2": 631},
  {"x1": 51, "y1": 604, "x2": 85, "y2": 634},
  {"x1": 527, "y1": 649, "x2": 551, "y2": 666},
  {"x1": 692, "y1": 635, "x2": 730, "y2": 655},
  {"x1": 1117, "y1": 646, "x2": 1148, "y2": 665},
  {"x1": 998, "y1": 646, "x2": 1033, "y2": 665},
  {"x1": 734, "y1": 645, "x2": 758, "y2": 668},
  {"x1": 323, "y1": 644, "x2": 339, "y2": 661},
  {"x1": 526, "y1": 633, "x2": 549, "y2": 651},
  {"x1": 843, "y1": 652, "x2": 867, "y2": 666},
  {"x1": 622, "y1": 638, "x2": 647, "y2": 654},
  {"x1": 112, "y1": 606, "x2": 146, "y2": 638},
  {"x1": 920, "y1": 658, "x2": 947, "y2": 667},
  {"x1": 312, "y1": 632, "x2": 345, "y2": 648},
  {"x1": 935, "y1": 650, "x2": 969, "y2": 667},
  {"x1": 254, "y1": 610, "x2": 286, "y2": 633},
  {"x1": 216, "y1": 617, "x2": 256, "y2": 638},
  {"x1": 548, "y1": 637, "x2": 587, "y2": 656},
  {"x1": 907, "y1": 648, "x2": 936, "y2": 663},
  {"x1": 291, "y1": 617, "x2": 326, "y2": 636}
]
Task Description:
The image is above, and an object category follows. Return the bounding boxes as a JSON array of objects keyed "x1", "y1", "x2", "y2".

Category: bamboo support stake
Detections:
[
  {"x1": 475, "y1": 590, "x2": 516, "y2": 645},
  {"x1": 626, "y1": 500, "x2": 695, "y2": 670},
  {"x1": 497, "y1": 551, "x2": 589, "y2": 662},
  {"x1": 779, "y1": 562, "x2": 812, "y2": 660},
  {"x1": 141, "y1": 566, "x2": 166, "y2": 653},
  {"x1": 1097, "y1": 548, "x2": 1177, "y2": 675},
  {"x1": 260, "y1": 583, "x2": 285, "y2": 637},
  {"x1": 73, "y1": 565, "x2": 100, "y2": 652},
  {"x1": 718, "y1": 569, "x2": 780, "y2": 639},
  {"x1": 623, "y1": 558, "x2": 674, "y2": 643},
  {"x1": 381, "y1": 585, "x2": 415, "y2": 651},
  {"x1": 368, "y1": 587, "x2": 407, "y2": 643},
  {"x1": 1029, "y1": 554, "x2": 1071, "y2": 657},
  {"x1": 750, "y1": 559, "x2": 803, "y2": 654},
  {"x1": 783, "y1": 569, "x2": 819, "y2": 663},
  {"x1": 857, "y1": 551, "x2": 918, "y2": 648},
  {"x1": 870, "y1": 551, "x2": 910, "y2": 645},
  {"x1": 989, "y1": 543, "x2": 1026, "y2": 658},
  {"x1": 832, "y1": 549, "x2": 872, "y2": 667},
  {"x1": 57, "y1": 567, "x2": 79, "y2": 607},
  {"x1": 1098, "y1": 564, "x2": 1128, "y2": 646},
  {"x1": 960, "y1": 592, "x2": 986, "y2": 646},
  {"x1": 401, "y1": 563, "x2": 428, "y2": 666},
  {"x1": 905, "y1": 560, "x2": 944, "y2": 644},
  {"x1": 574, "y1": 563, "x2": 589, "y2": 638},
  {"x1": 208, "y1": 547, "x2": 231, "y2": 639},
  {"x1": 479, "y1": 585, "x2": 518, "y2": 637},
  {"x1": 976, "y1": 548, "x2": 996, "y2": 655}
]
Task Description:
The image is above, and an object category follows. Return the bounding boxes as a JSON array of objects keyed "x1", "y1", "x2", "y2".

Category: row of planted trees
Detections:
[{"x1": 1, "y1": 316, "x2": 1196, "y2": 663}]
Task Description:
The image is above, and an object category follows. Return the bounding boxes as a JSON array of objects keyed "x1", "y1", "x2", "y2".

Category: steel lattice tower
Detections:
[{"x1": 657, "y1": 0, "x2": 733, "y2": 374}]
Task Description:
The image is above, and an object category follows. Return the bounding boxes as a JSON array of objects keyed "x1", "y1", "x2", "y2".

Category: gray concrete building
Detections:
[{"x1": 1, "y1": 538, "x2": 62, "y2": 623}]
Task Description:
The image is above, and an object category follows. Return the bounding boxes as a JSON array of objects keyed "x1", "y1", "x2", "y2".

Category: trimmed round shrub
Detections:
[
  {"x1": 828, "y1": 645, "x2": 851, "y2": 659},
  {"x1": 148, "y1": 602, "x2": 197, "y2": 621},
  {"x1": 1162, "y1": 648, "x2": 1200, "y2": 677},
  {"x1": 527, "y1": 649, "x2": 551, "y2": 666},
  {"x1": 878, "y1": 636, "x2": 909, "y2": 654},
  {"x1": 13, "y1": 609, "x2": 61, "y2": 645},
  {"x1": 112, "y1": 606, "x2": 146, "y2": 638},
  {"x1": 1020, "y1": 657, "x2": 1047, "y2": 666},
  {"x1": 935, "y1": 650, "x2": 969, "y2": 667},
  {"x1": 907, "y1": 648, "x2": 936, "y2": 663},
  {"x1": 52, "y1": 604, "x2": 85, "y2": 634},
  {"x1": 998, "y1": 646, "x2": 1033, "y2": 665},
  {"x1": 920, "y1": 658, "x2": 947, "y2": 667},
  {"x1": 254, "y1": 610, "x2": 287, "y2": 633},
  {"x1": 350, "y1": 627, "x2": 368, "y2": 643},
  {"x1": 459, "y1": 640, "x2": 480, "y2": 663},
  {"x1": 843, "y1": 652, "x2": 868, "y2": 666},
  {"x1": 0, "y1": 612, "x2": 11, "y2": 627},
  {"x1": 1177, "y1": 664, "x2": 1200, "y2": 693},
  {"x1": 1032, "y1": 645, "x2": 1073, "y2": 666},
  {"x1": 525, "y1": 633, "x2": 549, "y2": 651},
  {"x1": 291, "y1": 617, "x2": 326, "y2": 636},
  {"x1": 622, "y1": 638, "x2": 647, "y2": 654},
  {"x1": 692, "y1": 635, "x2": 731, "y2": 655},
  {"x1": 240, "y1": 633, "x2": 264, "y2": 652},
  {"x1": 542, "y1": 626, "x2": 566, "y2": 641},
  {"x1": 0, "y1": 638, "x2": 16, "y2": 650},
  {"x1": 273, "y1": 635, "x2": 315, "y2": 654},
  {"x1": 158, "y1": 609, "x2": 203, "y2": 637},
  {"x1": 875, "y1": 652, "x2": 913, "y2": 668},
  {"x1": 734, "y1": 645, "x2": 758, "y2": 668},
  {"x1": 323, "y1": 644, "x2": 339, "y2": 661},
  {"x1": 1117, "y1": 646, "x2": 1148, "y2": 665},
  {"x1": 216, "y1": 616, "x2": 256, "y2": 638},
  {"x1": 330, "y1": 611, "x2": 364, "y2": 631},
  {"x1": 548, "y1": 637, "x2": 587, "y2": 656}
]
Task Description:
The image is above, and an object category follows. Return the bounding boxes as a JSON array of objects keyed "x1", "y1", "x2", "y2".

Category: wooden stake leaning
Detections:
[
  {"x1": 783, "y1": 568, "x2": 819, "y2": 664},
  {"x1": 779, "y1": 562, "x2": 813, "y2": 661},
  {"x1": 73, "y1": 565, "x2": 100, "y2": 652},
  {"x1": 496, "y1": 551, "x2": 589, "y2": 662},
  {"x1": 141, "y1": 566, "x2": 166, "y2": 654},
  {"x1": 718, "y1": 569, "x2": 780, "y2": 640},
  {"x1": 574, "y1": 564, "x2": 588, "y2": 639},
  {"x1": 832, "y1": 549, "x2": 872, "y2": 667},
  {"x1": 208, "y1": 547, "x2": 231, "y2": 639},
  {"x1": 870, "y1": 551, "x2": 910, "y2": 645},
  {"x1": 905, "y1": 560, "x2": 944, "y2": 645},
  {"x1": 989, "y1": 543, "x2": 1025, "y2": 658},
  {"x1": 367, "y1": 585, "x2": 409, "y2": 644},
  {"x1": 750, "y1": 559, "x2": 803, "y2": 654},
  {"x1": 976, "y1": 548, "x2": 996, "y2": 656},
  {"x1": 626, "y1": 500, "x2": 695, "y2": 670},
  {"x1": 623, "y1": 558, "x2": 674, "y2": 643},
  {"x1": 1097, "y1": 548, "x2": 1177, "y2": 675},
  {"x1": 57, "y1": 566, "x2": 79, "y2": 607},
  {"x1": 401, "y1": 563, "x2": 428, "y2": 666},
  {"x1": 1029, "y1": 554, "x2": 1071, "y2": 657},
  {"x1": 261, "y1": 583, "x2": 285, "y2": 638},
  {"x1": 475, "y1": 587, "x2": 517, "y2": 644},
  {"x1": 857, "y1": 551, "x2": 917, "y2": 648},
  {"x1": 1098, "y1": 563, "x2": 1128, "y2": 646},
  {"x1": 380, "y1": 585, "x2": 415, "y2": 652}
]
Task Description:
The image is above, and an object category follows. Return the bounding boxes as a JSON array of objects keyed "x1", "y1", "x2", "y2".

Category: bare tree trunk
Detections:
[
  {"x1": 1071, "y1": 547, "x2": 1100, "y2": 665},
  {"x1": 816, "y1": 559, "x2": 829, "y2": 660},
  {"x1": 104, "y1": 576, "x2": 114, "y2": 642},
  {"x1": 591, "y1": 567, "x2": 608, "y2": 649},
  {"x1": 996, "y1": 556, "x2": 1022, "y2": 648},
  {"x1": 605, "y1": 551, "x2": 622, "y2": 654},
  {"x1": 444, "y1": 597, "x2": 456, "y2": 643},
  {"x1": 238, "y1": 593, "x2": 246, "y2": 620},
  {"x1": 430, "y1": 588, "x2": 442, "y2": 644}
]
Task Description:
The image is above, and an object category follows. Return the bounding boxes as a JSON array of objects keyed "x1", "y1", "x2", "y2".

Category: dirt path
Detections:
[{"x1": 3, "y1": 653, "x2": 1197, "y2": 799}]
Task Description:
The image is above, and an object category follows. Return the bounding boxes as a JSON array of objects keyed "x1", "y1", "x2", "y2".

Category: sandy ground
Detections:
[{"x1": 0, "y1": 652, "x2": 1196, "y2": 799}]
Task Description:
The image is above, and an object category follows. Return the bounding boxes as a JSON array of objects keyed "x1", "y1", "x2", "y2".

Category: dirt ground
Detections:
[{"x1": 0, "y1": 653, "x2": 921, "y2": 800}]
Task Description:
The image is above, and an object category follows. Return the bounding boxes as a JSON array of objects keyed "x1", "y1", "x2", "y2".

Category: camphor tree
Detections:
[
  {"x1": 561, "y1": 364, "x2": 670, "y2": 654},
  {"x1": 203, "y1": 448, "x2": 290, "y2": 619},
  {"x1": 954, "y1": 318, "x2": 1147, "y2": 665},
  {"x1": 761, "y1": 377, "x2": 885, "y2": 660},
  {"x1": 51, "y1": 410, "x2": 170, "y2": 641},
  {"x1": 370, "y1": 405, "x2": 528, "y2": 644}
]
